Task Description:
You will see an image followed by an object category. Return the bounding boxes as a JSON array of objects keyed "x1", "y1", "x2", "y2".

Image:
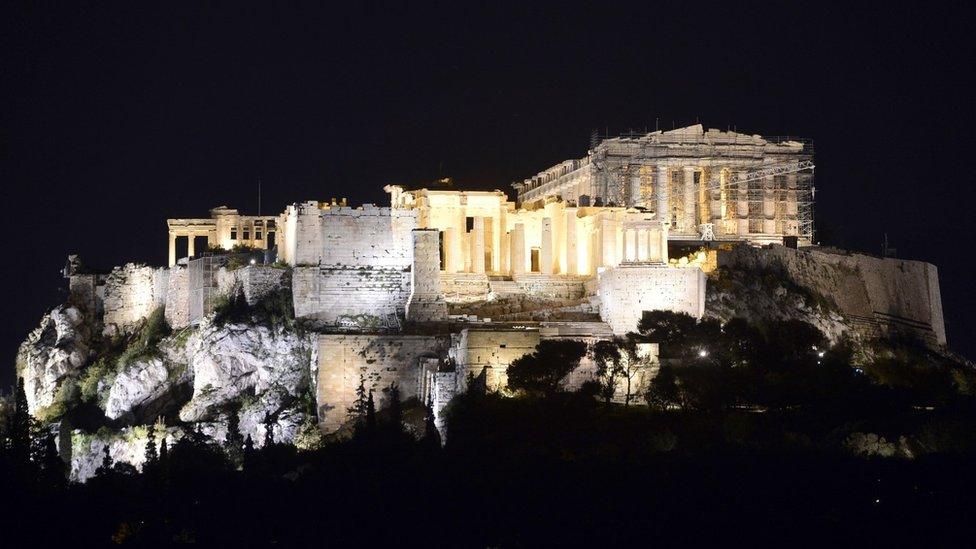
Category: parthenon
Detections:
[{"x1": 512, "y1": 124, "x2": 815, "y2": 246}]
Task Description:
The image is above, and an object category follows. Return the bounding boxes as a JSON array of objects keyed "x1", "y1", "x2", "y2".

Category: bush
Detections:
[{"x1": 507, "y1": 340, "x2": 587, "y2": 397}]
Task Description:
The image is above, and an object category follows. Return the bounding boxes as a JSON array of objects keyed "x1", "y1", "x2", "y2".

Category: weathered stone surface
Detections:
[
  {"x1": 16, "y1": 305, "x2": 91, "y2": 415},
  {"x1": 178, "y1": 320, "x2": 313, "y2": 446},
  {"x1": 69, "y1": 425, "x2": 184, "y2": 483},
  {"x1": 102, "y1": 263, "x2": 167, "y2": 336},
  {"x1": 716, "y1": 245, "x2": 945, "y2": 346}
]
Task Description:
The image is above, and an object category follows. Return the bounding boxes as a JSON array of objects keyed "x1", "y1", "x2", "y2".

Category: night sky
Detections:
[{"x1": 2, "y1": 3, "x2": 974, "y2": 388}]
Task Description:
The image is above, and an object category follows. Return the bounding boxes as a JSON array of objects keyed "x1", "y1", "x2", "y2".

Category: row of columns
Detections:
[
  {"x1": 621, "y1": 226, "x2": 666, "y2": 264},
  {"x1": 647, "y1": 165, "x2": 799, "y2": 237},
  {"x1": 168, "y1": 231, "x2": 211, "y2": 267}
]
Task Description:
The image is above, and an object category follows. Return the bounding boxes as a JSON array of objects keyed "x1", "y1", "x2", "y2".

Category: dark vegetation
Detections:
[{"x1": 3, "y1": 313, "x2": 976, "y2": 544}]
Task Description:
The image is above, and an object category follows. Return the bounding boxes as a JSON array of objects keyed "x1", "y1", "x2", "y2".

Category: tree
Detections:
[
  {"x1": 347, "y1": 372, "x2": 368, "y2": 425},
  {"x1": 159, "y1": 435, "x2": 169, "y2": 464},
  {"x1": 506, "y1": 340, "x2": 588, "y2": 397},
  {"x1": 263, "y1": 413, "x2": 276, "y2": 447},
  {"x1": 364, "y1": 390, "x2": 377, "y2": 434},
  {"x1": 145, "y1": 421, "x2": 158, "y2": 465},
  {"x1": 591, "y1": 339, "x2": 623, "y2": 404},
  {"x1": 645, "y1": 366, "x2": 681, "y2": 411},
  {"x1": 39, "y1": 432, "x2": 65, "y2": 486},
  {"x1": 617, "y1": 335, "x2": 654, "y2": 406},
  {"x1": 96, "y1": 444, "x2": 114, "y2": 478},
  {"x1": 637, "y1": 311, "x2": 698, "y2": 347},
  {"x1": 10, "y1": 377, "x2": 32, "y2": 466},
  {"x1": 387, "y1": 383, "x2": 403, "y2": 433},
  {"x1": 225, "y1": 408, "x2": 244, "y2": 466},
  {"x1": 242, "y1": 434, "x2": 254, "y2": 471},
  {"x1": 421, "y1": 400, "x2": 441, "y2": 449}
]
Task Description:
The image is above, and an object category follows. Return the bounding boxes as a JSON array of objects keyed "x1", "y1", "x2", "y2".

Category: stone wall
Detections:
[
  {"x1": 164, "y1": 267, "x2": 190, "y2": 328},
  {"x1": 293, "y1": 266, "x2": 411, "y2": 330},
  {"x1": 320, "y1": 206, "x2": 417, "y2": 268},
  {"x1": 316, "y1": 334, "x2": 451, "y2": 432},
  {"x1": 406, "y1": 229, "x2": 447, "y2": 321},
  {"x1": 237, "y1": 265, "x2": 290, "y2": 305},
  {"x1": 451, "y1": 328, "x2": 542, "y2": 393},
  {"x1": 102, "y1": 264, "x2": 169, "y2": 336},
  {"x1": 598, "y1": 265, "x2": 707, "y2": 334},
  {"x1": 718, "y1": 244, "x2": 946, "y2": 346}
]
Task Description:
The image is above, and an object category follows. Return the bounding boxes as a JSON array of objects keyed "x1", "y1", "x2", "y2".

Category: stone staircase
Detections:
[{"x1": 488, "y1": 279, "x2": 521, "y2": 297}]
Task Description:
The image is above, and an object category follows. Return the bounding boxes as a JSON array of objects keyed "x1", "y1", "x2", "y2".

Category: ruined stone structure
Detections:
[
  {"x1": 513, "y1": 125, "x2": 815, "y2": 246},
  {"x1": 166, "y1": 206, "x2": 280, "y2": 266},
  {"x1": 148, "y1": 130, "x2": 945, "y2": 440}
]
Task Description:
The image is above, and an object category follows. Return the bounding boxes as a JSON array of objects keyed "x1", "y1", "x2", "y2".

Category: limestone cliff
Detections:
[{"x1": 16, "y1": 263, "x2": 320, "y2": 482}]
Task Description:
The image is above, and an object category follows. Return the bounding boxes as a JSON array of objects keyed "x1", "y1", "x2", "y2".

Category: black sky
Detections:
[{"x1": 2, "y1": 3, "x2": 974, "y2": 387}]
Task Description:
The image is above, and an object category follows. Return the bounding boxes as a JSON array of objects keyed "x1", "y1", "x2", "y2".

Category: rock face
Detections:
[
  {"x1": 69, "y1": 426, "x2": 184, "y2": 483},
  {"x1": 16, "y1": 306, "x2": 91, "y2": 416},
  {"x1": 179, "y1": 320, "x2": 314, "y2": 447},
  {"x1": 716, "y1": 244, "x2": 946, "y2": 347},
  {"x1": 705, "y1": 266, "x2": 851, "y2": 344}
]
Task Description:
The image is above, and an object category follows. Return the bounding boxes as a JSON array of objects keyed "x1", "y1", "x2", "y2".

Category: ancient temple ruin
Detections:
[
  {"x1": 129, "y1": 126, "x2": 943, "y2": 438},
  {"x1": 513, "y1": 124, "x2": 815, "y2": 246}
]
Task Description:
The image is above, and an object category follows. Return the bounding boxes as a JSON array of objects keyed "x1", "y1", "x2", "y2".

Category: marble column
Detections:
[
  {"x1": 709, "y1": 169, "x2": 723, "y2": 223},
  {"x1": 649, "y1": 227, "x2": 662, "y2": 263},
  {"x1": 168, "y1": 232, "x2": 177, "y2": 267},
  {"x1": 565, "y1": 212, "x2": 578, "y2": 275},
  {"x1": 737, "y1": 170, "x2": 750, "y2": 236},
  {"x1": 472, "y1": 216, "x2": 485, "y2": 274},
  {"x1": 683, "y1": 166, "x2": 696, "y2": 232},
  {"x1": 656, "y1": 166, "x2": 670, "y2": 225},
  {"x1": 511, "y1": 224, "x2": 526, "y2": 275},
  {"x1": 763, "y1": 175, "x2": 776, "y2": 234},
  {"x1": 187, "y1": 233, "x2": 195, "y2": 259},
  {"x1": 541, "y1": 218, "x2": 553, "y2": 275}
]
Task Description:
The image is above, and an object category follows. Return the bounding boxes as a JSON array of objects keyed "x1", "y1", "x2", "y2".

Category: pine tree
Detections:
[
  {"x1": 40, "y1": 432, "x2": 64, "y2": 485},
  {"x1": 263, "y1": 413, "x2": 275, "y2": 447},
  {"x1": 145, "y1": 421, "x2": 158, "y2": 465},
  {"x1": 159, "y1": 436, "x2": 168, "y2": 464},
  {"x1": 388, "y1": 383, "x2": 403, "y2": 433},
  {"x1": 225, "y1": 408, "x2": 244, "y2": 466},
  {"x1": 422, "y1": 401, "x2": 441, "y2": 449},
  {"x1": 365, "y1": 390, "x2": 377, "y2": 434},
  {"x1": 96, "y1": 444, "x2": 114, "y2": 477},
  {"x1": 347, "y1": 372, "x2": 368, "y2": 424},
  {"x1": 243, "y1": 434, "x2": 255, "y2": 472},
  {"x1": 11, "y1": 378, "x2": 32, "y2": 466}
]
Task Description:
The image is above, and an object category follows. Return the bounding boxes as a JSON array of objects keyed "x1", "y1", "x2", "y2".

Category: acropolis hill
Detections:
[{"x1": 15, "y1": 125, "x2": 948, "y2": 480}]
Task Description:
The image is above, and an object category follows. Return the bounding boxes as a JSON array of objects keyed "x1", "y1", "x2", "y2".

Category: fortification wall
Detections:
[
  {"x1": 164, "y1": 267, "x2": 190, "y2": 328},
  {"x1": 598, "y1": 266, "x2": 707, "y2": 334},
  {"x1": 319, "y1": 206, "x2": 417, "y2": 268},
  {"x1": 102, "y1": 264, "x2": 169, "y2": 336},
  {"x1": 406, "y1": 229, "x2": 447, "y2": 321},
  {"x1": 237, "y1": 266, "x2": 290, "y2": 305},
  {"x1": 293, "y1": 266, "x2": 410, "y2": 330},
  {"x1": 718, "y1": 245, "x2": 946, "y2": 346},
  {"x1": 316, "y1": 334, "x2": 451, "y2": 432}
]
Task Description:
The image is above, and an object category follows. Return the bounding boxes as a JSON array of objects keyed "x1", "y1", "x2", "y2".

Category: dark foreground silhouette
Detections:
[{"x1": 3, "y1": 390, "x2": 976, "y2": 546}]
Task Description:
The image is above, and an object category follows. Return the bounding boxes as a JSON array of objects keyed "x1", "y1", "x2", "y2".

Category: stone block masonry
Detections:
[
  {"x1": 718, "y1": 244, "x2": 947, "y2": 346},
  {"x1": 316, "y1": 334, "x2": 451, "y2": 432},
  {"x1": 406, "y1": 229, "x2": 448, "y2": 321},
  {"x1": 598, "y1": 265, "x2": 707, "y2": 334},
  {"x1": 293, "y1": 266, "x2": 411, "y2": 330},
  {"x1": 102, "y1": 264, "x2": 169, "y2": 336}
]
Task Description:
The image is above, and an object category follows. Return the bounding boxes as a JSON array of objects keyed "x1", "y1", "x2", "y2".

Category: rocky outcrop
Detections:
[
  {"x1": 705, "y1": 265, "x2": 851, "y2": 343},
  {"x1": 16, "y1": 306, "x2": 92, "y2": 416},
  {"x1": 178, "y1": 320, "x2": 314, "y2": 446},
  {"x1": 717, "y1": 244, "x2": 946, "y2": 347},
  {"x1": 69, "y1": 425, "x2": 184, "y2": 483},
  {"x1": 101, "y1": 263, "x2": 168, "y2": 337}
]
